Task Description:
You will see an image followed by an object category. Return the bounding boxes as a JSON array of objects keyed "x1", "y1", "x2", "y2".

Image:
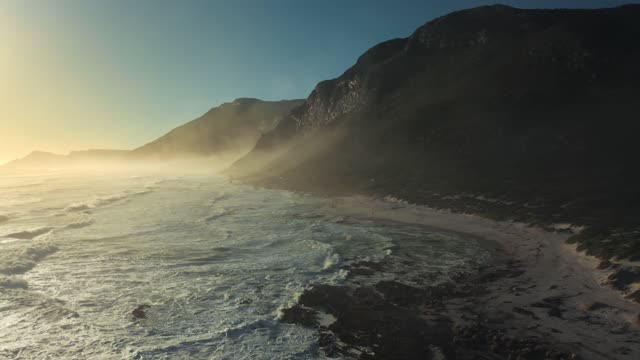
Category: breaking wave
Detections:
[
  {"x1": 65, "y1": 217, "x2": 95, "y2": 229},
  {"x1": 0, "y1": 242, "x2": 59, "y2": 275},
  {"x1": 4, "y1": 227, "x2": 54, "y2": 240},
  {"x1": 65, "y1": 194, "x2": 127, "y2": 211},
  {"x1": 65, "y1": 189, "x2": 152, "y2": 212},
  {"x1": 0, "y1": 276, "x2": 29, "y2": 289},
  {"x1": 203, "y1": 208, "x2": 231, "y2": 222},
  {"x1": 323, "y1": 252, "x2": 342, "y2": 270},
  {"x1": 209, "y1": 193, "x2": 231, "y2": 204},
  {"x1": 0, "y1": 171, "x2": 487, "y2": 359}
]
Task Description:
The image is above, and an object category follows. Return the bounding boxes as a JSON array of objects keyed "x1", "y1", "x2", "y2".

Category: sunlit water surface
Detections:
[{"x1": 0, "y1": 168, "x2": 486, "y2": 359}]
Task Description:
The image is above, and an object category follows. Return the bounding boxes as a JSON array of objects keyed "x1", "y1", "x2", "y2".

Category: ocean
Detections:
[{"x1": 0, "y1": 167, "x2": 486, "y2": 359}]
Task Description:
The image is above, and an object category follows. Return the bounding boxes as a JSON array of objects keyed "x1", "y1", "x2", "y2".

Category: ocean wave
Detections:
[
  {"x1": 130, "y1": 320, "x2": 277, "y2": 359},
  {"x1": 0, "y1": 214, "x2": 9, "y2": 223},
  {"x1": 0, "y1": 276, "x2": 28, "y2": 289},
  {"x1": 4, "y1": 227, "x2": 54, "y2": 240},
  {"x1": 65, "y1": 194, "x2": 126, "y2": 212},
  {"x1": 0, "y1": 181, "x2": 44, "y2": 189},
  {"x1": 383, "y1": 195, "x2": 411, "y2": 208},
  {"x1": 2, "y1": 214, "x2": 94, "y2": 240},
  {"x1": 1, "y1": 196, "x2": 42, "y2": 207},
  {"x1": 65, "y1": 217, "x2": 95, "y2": 229},
  {"x1": 322, "y1": 253, "x2": 342, "y2": 270},
  {"x1": 0, "y1": 242, "x2": 59, "y2": 275},
  {"x1": 65, "y1": 189, "x2": 152, "y2": 212},
  {"x1": 203, "y1": 209, "x2": 230, "y2": 222},
  {"x1": 143, "y1": 178, "x2": 170, "y2": 188},
  {"x1": 298, "y1": 239, "x2": 343, "y2": 271},
  {"x1": 291, "y1": 212, "x2": 326, "y2": 221},
  {"x1": 209, "y1": 193, "x2": 230, "y2": 204}
]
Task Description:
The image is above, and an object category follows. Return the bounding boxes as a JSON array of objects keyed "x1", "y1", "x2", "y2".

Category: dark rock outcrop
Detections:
[
  {"x1": 132, "y1": 304, "x2": 150, "y2": 319},
  {"x1": 607, "y1": 267, "x2": 640, "y2": 291},
  {"x1": 280, "y1": 305, "x2": 318, "y2": 327},
  {"x1": 293, "y1": 284, "x2": 455, "y2": 359}
]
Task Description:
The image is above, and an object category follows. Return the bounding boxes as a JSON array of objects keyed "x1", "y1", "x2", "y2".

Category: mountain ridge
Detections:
[
  {"x1": 4, "y1": 98, "x2": 303, "y2": 168},
  {"x1": 131, "y1": 98, "x2": 303, "y2": 159},
  {"x1": 229, "y1": 4, "x2": 640, "y2": 260}
]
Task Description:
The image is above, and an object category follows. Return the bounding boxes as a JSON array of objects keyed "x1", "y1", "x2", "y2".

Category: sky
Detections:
[{"x1": 0, "y1": 0, "x2": 633, "y2": 163}]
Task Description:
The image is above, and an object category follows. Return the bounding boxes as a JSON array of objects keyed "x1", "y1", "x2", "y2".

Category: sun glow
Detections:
[
  {"x1": 0, "y1": 6, "x2": 78, "y2": 163},
  {"x1": 0, "y1": 4, "x2": 142, "y2": 165}
]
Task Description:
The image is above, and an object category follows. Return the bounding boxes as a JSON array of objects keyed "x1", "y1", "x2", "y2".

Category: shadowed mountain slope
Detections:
[{"x1": 229, "y1": 5, "x2": 640, "y2": 259}]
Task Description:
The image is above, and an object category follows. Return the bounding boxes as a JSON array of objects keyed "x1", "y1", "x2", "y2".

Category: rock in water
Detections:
[
  {"x1": 132, "y1": 305, "x2": 150, "y2": 319},
  {"x1": 280, "y1": 305, "x2": 318, "y2": 327}
]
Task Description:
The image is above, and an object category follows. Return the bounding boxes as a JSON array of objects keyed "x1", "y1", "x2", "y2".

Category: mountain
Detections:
[
  {"x1": 68, "y1": 149, "x2": 130, "y2": 161},
  {"x1": 131, "y1": 98, "x2": 304, "y2": 160},
  {"x1": 4, "y1": 98, "x2": 303, "y2": 168},
  {"x1": 229, "y1": 5, "x2": 640, "y2": 260},
  {"x1": 4, "y1": 151, "x2": 68, "y2": 167},
  {"x1": 4, "y1": 150, "x2": 129, "y2": 168}
]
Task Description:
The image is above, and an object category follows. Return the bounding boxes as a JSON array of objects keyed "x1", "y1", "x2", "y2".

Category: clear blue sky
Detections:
[{"x1": 0, "y1": 0, "x2": 634, "y2": 162}]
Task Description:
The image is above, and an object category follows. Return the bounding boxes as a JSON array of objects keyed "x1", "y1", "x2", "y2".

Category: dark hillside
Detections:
[{"x1": 229, "y1": 5, "x2": 640, "y2": 259}]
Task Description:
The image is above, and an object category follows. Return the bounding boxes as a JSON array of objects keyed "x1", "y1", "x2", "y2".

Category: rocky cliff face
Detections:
[
  {"x1": 230, "y1": 5, "x2": 640, "y2": 259},
  {"x1": 132, "y1": 98, "x2": 303, "y2": 159},
  {"x1": 254, "y1": 4, "x2": 639, "y2": 139}
]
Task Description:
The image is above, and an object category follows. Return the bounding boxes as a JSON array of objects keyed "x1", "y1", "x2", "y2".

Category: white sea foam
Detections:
[
  {"x1": 0, "y1": 242, "x2": 59, "y2": 275},
  {"x1": 4, "y1": 227, "x2": 54, "y2": 239},
  {"x1": 65, "y1": 189, "x2": 151, "y2": 212},
  {"x1": 0, "y1": 170, "x2": 485, "y2": 359},
  {"x1": 65, "y1": 193, "x2": 127, "y2": 211},
  {"x1": 383, "y1": 195, "x2": 411, "y2": 207},
  {"x1": 65, "y1": 216, "x2": 95, "y2": 229},
  {"x1": 323, "y1": 252, "x2": 342, "y2": 270}
]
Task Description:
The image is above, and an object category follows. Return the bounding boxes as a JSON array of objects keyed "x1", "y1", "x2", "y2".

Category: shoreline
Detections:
[{"x1": 282, "y1": 195, "x2": 640, "y2": 359}]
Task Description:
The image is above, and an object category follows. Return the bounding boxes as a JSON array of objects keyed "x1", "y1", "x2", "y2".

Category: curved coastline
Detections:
[{"x1": 280, "y1": 195, "x2": 640, "y2": 359}]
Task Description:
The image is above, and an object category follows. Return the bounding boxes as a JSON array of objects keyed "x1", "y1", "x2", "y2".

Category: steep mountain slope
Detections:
[
  {"x1": 131, "y1": 98, "x2": 303, "y2": 159},
  {"x1": 229, "y1": 5, "x2": 640, "y2": 259}
]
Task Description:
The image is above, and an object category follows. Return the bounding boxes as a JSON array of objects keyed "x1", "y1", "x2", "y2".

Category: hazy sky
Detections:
[{"x1": 0, "y1": 0, "x2": 632, "y2": 163}]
